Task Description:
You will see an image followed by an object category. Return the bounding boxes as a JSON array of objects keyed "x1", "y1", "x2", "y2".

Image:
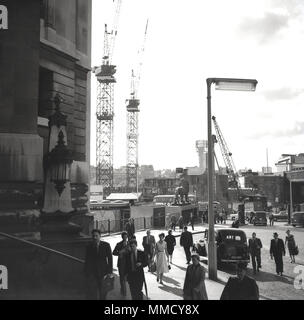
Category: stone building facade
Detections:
[{"x1": 0, "y1": 0, "x2": 92, "y2": 232}]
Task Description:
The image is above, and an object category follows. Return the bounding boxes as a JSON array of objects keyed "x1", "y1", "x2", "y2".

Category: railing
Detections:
[
  {"x1": 0, "y1": 232, "x2": 84, "y2": 263},
  {"x1": 0, "y1": 231, "x2": 88, "y2": 299},
  {"x1": 94, "y1": 216, "x2": 154, "y2": 234}
]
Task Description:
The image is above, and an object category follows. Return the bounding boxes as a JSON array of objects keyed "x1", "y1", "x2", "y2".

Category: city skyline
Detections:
[{"x1": 90, "y1": 0, "x2": 304, "y2": 172}]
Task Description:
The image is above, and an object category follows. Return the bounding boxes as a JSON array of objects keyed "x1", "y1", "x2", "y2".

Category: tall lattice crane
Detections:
[
  {"x1": 126, "y1": 20, "x2": 149, "y2": 192},
  {"x1": 93, "y1": 0, "x2": 122, "y2": 197},
  {"x1": 212, "y1": 116, "x2": 240, "y2": 189}
]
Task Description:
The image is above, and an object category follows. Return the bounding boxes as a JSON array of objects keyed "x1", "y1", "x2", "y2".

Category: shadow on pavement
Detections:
[
  {"x1": 248, "y1": 269, "x2": 294, "y2": 285},
  {"x1": 171, "y1": 263, "x2": 187, "y2": 272},
  {"x1": 162, "y1": 275, "x2": 181, "y2": 287},
  {"x1": 158, "y1": 283, "x2": 183, "y2": 298}
]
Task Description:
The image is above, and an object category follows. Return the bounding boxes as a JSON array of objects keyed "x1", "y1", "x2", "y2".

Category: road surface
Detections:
[{"x1": 193, "y1": 221, "x2": 304, "y2": 300}]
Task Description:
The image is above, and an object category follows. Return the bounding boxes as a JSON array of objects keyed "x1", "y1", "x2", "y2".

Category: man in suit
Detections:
[
  {"x1": 125, "y1": 239, "x2": 148, "y2": 300},
  {"x1": 84, "y1": 229, "x2": 113, "y2": 300},
  {"x1": 125, "y1": 218, "x2": 135, "y2": 240},
  {"x1": 180, "y1": 226, "x2": 194, "y2": 264},
  {"x1": 248, "y1": 232, "x2": 263, "y2": 274},
  {"x1": 113, "y1": 231, "x2": 129, "y2": 296},
  {"x1": 220, "y1": 262, "x2": 259, "y2": 300},
  {"x1": 142, "y1": 230, "x2": 156, "y2": 272},
  {"x1": 270, "y1": 232, "x2": 286, "y2": 276}
]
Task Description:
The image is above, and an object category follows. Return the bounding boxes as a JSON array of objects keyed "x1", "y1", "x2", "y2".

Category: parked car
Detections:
[
  {"x1": 273, "y1": 211, "x2": 288, "y2": 222},
  {"x1": 291, "y1": 211, "x2": 304, "y2": 227},
  {"x1": 194, "y1": 228, "x2": 250, "y2": 265},
  {"x1": 252, "y1": 211, "x2": 267, "y2": 226},
  {"x1": 230, "y1": 213, "x2": 238, "y2": 221}
]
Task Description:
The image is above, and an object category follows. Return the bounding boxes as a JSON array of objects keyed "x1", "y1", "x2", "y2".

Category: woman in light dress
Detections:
[{"x1": 155, "y1": 233, "x2": 169, "y2": 285}]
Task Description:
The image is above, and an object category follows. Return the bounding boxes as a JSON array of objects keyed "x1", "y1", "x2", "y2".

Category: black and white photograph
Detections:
[{"x1": 0, "y1": 0, "x2": 304, "y2": 305}]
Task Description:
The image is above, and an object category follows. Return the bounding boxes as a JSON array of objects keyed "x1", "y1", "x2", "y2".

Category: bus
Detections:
[{"x1": 153, "y1": 194, "x2": 197, "y2": 205}]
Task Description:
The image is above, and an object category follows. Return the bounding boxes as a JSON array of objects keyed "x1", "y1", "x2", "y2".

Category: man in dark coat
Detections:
[
  {"x1": 125, "y1": 239, "x2": 148, "y2": 300},
  {"x1": 113, "y1": 231, "x2": 129, "y2": 296},
  {"x1": 142, "y1": 229, "x2": 156, "y2": 272},
  {"x1": 180, "y1": 226, "x2": 194, "y2": 264},
  {"x1": 125, "y1": 218, "x2": 135, "y2": 240},
  {"x1": 84, "y1": 229, "x2": 113, "y2": 300},
  {"x1": 220, "y1": 262, "x2": 259, "y2": 300},
  {"x1": 248, "y1": 232, "x2": 263, "y2": 274},
  {"x1": 270, "y1": 232, "x2": 286, "y2": 276}
]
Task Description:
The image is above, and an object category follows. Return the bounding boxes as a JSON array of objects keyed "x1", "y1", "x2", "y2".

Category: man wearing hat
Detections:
[
  {"x1": 183, "y1": 252, "x2": 208, "y2": 300},
  {"x1": 220, "y1": 262, "x2": 259, "y2": 300},
  {"x1": 270, "y1": 232, "x2": 285, "y2": 276}
]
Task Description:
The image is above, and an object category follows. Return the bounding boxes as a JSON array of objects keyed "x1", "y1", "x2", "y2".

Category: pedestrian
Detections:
[
  {"x1": 131, "y1": 218, "x2": 135, "y2": 236},
  {"x1": 178, "y1": 215, "x2": 184, "y2": 230},
  {"x1": 222, "y1": 211, "x2": 227, "y2": 224},
  {"x1": 165, "y1": 229, "x2": 176, "y2": 263},
  {"x1": 219, "y1": 211, "x2": 223, "y2": 224},
  {"x1": 190, "y1": 214, "x2": 195, "y2": 231},
  {"x1": 170, "y1": 215, "x2": 177, "y2": 231},
  {"x1": 248, "y1": 232, "x2": 263, "y2": 274},
  {"x1": 142, "y1": 229, "x2": 156, "y2": 272},
  {"x1": 84, "y1": 229, "x2": 113, "y2": 300},
  {"x1": 125, "y1": 218, "x2": 135, "y2": 240},
  {"x1": 232, "y1": 219, "x2": 240, "y2": 228},
  {"x1": 183, "y1": 252, "x2": 208, "y2": 300},
  {"x1": 220, "y1": 262, "x2": 259, "y2": 300},
  {"x1": 125, "y1": 239, "x2": 148, "y2": 300},
  {"x1": 270, "y1": 232, "x2": 286, "y2": 276},
  {"x1": 155, "y1": 233, "x2": 169, "y2": 285},
  {"x1": 180, "y1": 226, "x2": 194, "y2": 264},
  {"x1": 269, "y1": 212, "x2": 274, "y2": 226},
  {"x1": 113, "y1": 231, "x2": 129, "y2": 296},
  {"x1": 285, "y1": 230, "x2": 297, "y2": 263}
]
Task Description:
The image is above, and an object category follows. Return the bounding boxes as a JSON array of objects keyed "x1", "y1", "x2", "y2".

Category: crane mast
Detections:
[
  {"x1": 126, "y1": 20, "x2": 149, "y2": 192},
  {"x1": 212, "y1": 116, "x2": 240, "y2": 189},
  {"x1": 94, "y1": 0, "x2": 122, "y2": 197}
]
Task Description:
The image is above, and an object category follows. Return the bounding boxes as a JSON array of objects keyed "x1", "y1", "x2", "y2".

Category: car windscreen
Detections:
[
  {"x1": 292, "y1": 212, "x2": 304, "y2": 218},
  {"x1": 255, "y1": 212, "x2": 266, "y2": 218}
]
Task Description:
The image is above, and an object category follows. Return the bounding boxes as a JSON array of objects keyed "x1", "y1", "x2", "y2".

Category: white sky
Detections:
[{"x1": 90, "y1": 0, "x2": 304, "y2": 171}]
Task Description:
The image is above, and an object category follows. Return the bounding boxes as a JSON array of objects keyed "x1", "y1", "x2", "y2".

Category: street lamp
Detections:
[{"x1": 206, "y1": 77, "x2": 258, "y2": 281}]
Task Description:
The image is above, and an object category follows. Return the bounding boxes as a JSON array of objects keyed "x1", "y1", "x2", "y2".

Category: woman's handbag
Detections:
[
  {"x1": 294, "y1": 246, "x2": 299, "y2": 256},
  {"x1": 150, "y1": 261, "x2": 157, "y2": 273},
  {"x1": 103, "y1": 275, "x2": 115, "y2": 293}
]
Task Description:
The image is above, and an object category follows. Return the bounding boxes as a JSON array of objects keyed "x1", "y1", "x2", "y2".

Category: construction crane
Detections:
[
  {"x1": 212, "y1": 116, "x2": 240, "y2": 189},
  {"x1": 93, "y1": 0, "x2": 122, "y2": 197},
  {"x1": 126, "y1": 19, "x2": 149, "y2": 192}
]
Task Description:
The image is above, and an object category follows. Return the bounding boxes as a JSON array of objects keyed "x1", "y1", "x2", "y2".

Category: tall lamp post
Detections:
[{"x1": 206, "y1": 78, "x2": 258, "y2": 280}]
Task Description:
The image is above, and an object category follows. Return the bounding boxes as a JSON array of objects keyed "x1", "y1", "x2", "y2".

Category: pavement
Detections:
[
  {"x1": 103, "y1": 221, "x2": 304, "y2": 300},
  {"x1": 103, "y1": 227, "x2": 224, "y2": 300}
]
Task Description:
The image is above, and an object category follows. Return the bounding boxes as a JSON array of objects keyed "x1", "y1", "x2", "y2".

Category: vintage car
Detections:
[
  {"x1": 194, "y1": 228, "x2": 250, "y2": 265},
  {"x1": 252, "y1": 211, "x2": 267, "y2": 226},
  {"x1": 291, "y1": 211, "x2": 304, "y2": 227},
  {"x1": 273, "y1": 211, "x2": 288, "y2": 222}
]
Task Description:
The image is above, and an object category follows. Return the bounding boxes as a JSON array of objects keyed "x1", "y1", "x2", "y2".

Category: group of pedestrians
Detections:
[{"x1": 248, "y1": 230, "x2": 298, "y2": 276}]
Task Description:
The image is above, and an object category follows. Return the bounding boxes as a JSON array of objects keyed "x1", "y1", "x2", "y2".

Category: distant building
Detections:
[
  {"x1": 196, "y1": 140, "x2": 208, "y2": 173},
  {"x1": 276, "y1": 154, "x2": 304, "y2": 211},
  {"x1": 0, "y1": 0, "x2": 92, "y2": 230},
  {"x1": 262, "y1": 167, "x2": 273, "y2": 175},
  {"x1": 142, "y1": 177, "x2": 178, "y2": 202},
  {"x1": 244, "y1": 175, "x2": 286, "y2": 207}
]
